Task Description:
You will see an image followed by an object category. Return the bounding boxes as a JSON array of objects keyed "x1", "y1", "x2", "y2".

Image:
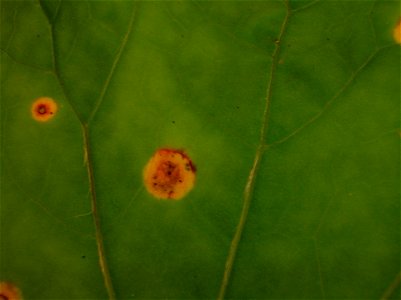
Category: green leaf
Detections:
[{"x1": 1, "y1": 0, "x2": 400, "y2": 299}]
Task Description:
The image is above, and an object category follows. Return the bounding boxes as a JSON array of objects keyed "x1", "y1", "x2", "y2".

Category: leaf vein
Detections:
[
  {"x1": 3, "y1": 3, "x2": 19, "y2": 51},
  {"x1": 87, "y1": 3, "x2": 139, "y2": 124},
  {"x1": 217, "y1": 1, "x2": 291, "y2": 298},
  {"x1": 0, "y1": 48, "x2": 52, "y2": 73},
  {"x1": 39, "y1": 3, "x2": 117, "y2": 298},
  {"x1": 380, "y1": 272, "x2": 401, "y2": 300},
  {"x1": 269, "y1": 44, "x2": 395, "y2": 148},
  {"x1": 291, "y1": 0, "x2": 321, "y2": 14}
]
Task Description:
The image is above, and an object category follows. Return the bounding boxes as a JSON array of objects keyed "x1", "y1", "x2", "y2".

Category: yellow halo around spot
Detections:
[
  {"x1": 31, "y1": 97, "x2": 58, "y2": 122},
  {"x1": 394, "y1": 18, "x2": 401, "y2": 44},
  {"x1": 143, "y1": 148, "x2": 196, "y2": 200}
]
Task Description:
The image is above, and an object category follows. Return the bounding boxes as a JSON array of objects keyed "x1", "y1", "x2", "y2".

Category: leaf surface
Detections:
[{"x1": 1, "y1": 0, "x2": 400, "y2": 299}]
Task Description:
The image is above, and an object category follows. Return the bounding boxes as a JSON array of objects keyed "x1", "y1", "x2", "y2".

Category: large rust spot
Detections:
[{"x1": 143, "y1": 148, "x2": 196, "y2": 200}]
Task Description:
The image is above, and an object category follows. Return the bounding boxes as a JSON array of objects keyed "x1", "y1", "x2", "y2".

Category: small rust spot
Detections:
[{"x1": 31, "y1": 97, "x2": 57, "y2": 122}]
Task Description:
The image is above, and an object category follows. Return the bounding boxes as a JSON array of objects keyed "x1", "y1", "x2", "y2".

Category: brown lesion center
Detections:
[
  {"x1": 37, "y1": 104, "x2": 47, "y2": 115},
  {"x1": 151, "y1": 161, "x2": 181, "y2": 191},
  {"x1": 161, "y1": 161, "x2": 179, "y2": 180},
  {"x1": 0, "y1": 293, "x2": 9, "y2": 300}
]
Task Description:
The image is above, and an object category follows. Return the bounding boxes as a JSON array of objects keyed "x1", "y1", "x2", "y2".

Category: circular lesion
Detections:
[
  {"x1": 143, "y1": 149, "x2": 196, "y2": 200},
  {"x1": 31, "y1": 97, "x2": 57, "y2": 122},
  {"x1": 0, "y1": 282, "x2": 22, "y2": 300}
]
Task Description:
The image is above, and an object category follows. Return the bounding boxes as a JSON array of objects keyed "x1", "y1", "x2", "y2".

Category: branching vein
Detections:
[
  {"x1": 269, "y1": 44, "x2": 395, "y2": 148},
  {"x1": 217, "y1": 1, "x2": 291, "y2": 299},
  {"x1": 37, "y1": 2, "x2": 139, "y2": 299}
]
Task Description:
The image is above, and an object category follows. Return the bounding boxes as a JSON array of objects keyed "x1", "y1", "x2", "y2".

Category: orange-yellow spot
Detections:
[
  {"x1": 31, "y1": 97, "x2": 57, "y2": 122},
  {"x1": 0, "y1": 282, "x2": 22, "y2": 300},
  {"x1": 394, "y1": 18, "x2": 401, "y2": 44},
  {"x1": 143, "y1": 148, "x2": 196, "y2": 200}
]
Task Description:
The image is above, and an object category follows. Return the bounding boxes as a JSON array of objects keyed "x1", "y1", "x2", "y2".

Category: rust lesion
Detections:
[
  {"x1": 143, "y1": 148, "x2": 196, "y2": 200},
  {"x1": 31, "y1": 97, "x2": 57, "y2": 122},
  {"x1": 0, "y1": 282, "x2": 22, "y2": 300}
]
